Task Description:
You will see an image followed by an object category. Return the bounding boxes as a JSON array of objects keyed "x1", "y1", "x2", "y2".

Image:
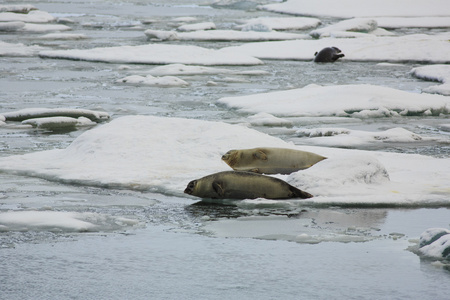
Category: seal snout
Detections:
[{"x1": 184, "y1": 180, "x2": 197, "y2": 195}]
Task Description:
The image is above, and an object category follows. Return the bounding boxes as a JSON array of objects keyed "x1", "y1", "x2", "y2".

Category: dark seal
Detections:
[{"x1": 314, "y1": 47, "x2": 344, "y2": 63}]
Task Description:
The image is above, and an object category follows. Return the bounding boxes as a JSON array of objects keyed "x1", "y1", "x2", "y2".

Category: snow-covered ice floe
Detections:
[
  {"x1": 221, "y1": 33, "x2": 450, "y2": 63},
  {"x1": 261, "y1": 0, "x2": 450, "y2": 18},
  {"x1": 140, "y1": 63, "x2": 269, "y2": 76},
  {"x1": 177, "y1": 21, "x2": 216, "y2": 32},
  {"x1": 116, "y1": 75, "x2": 189, "y2": 87},
  {"x1": 218, "y1": 84, "x2": 450, "y2": 118},
  {"x1": 417, "y1": 228, "x2": 450, "y2": 260},
  {"x1": 0, "y1": 4, "x2": 37, "y2": 14},
  {"x1": 0, "y1": 41, "x2": 45, "y2": 57},
  {"x1": 309, "y1": 18, "x2": 380, "y2": 38},
  {"x1": 36, "y1": 33, "x2": 88, "y2": 40},
  {"x1": 0, "y1": 10, "x2": 55, "y2": 23},
  {"x1": 235, "y1": 16, "x2": 321, "y2": 31},
  {"x1": 371, "y1": 17, "x2": 450, "y2": 29},
  {"x1": 21, "y1": 116, "x2": 96, "y2": 130},
  {"x1": 0, "y1": 115, "x2": 448, "y2": 207},
  {"x1": 0, "y1": 21, "x2": 71, "y2": 33},
  {"x1": 145, "y1": 29, "x2": 309, "y2": 42},
  {"x1": 0, "y1": 210, "x2": 141, "y2": 233},
  {"x1": 39, "y1": 44, "x2": 263, "y2": 66},
  {"x1": 1, "y1": 108, "x2": 110, "y2": 122},
  {"x1": 411, "y1": 65, "x2": 450, "y2": 96},
  {"x1": 295, "y1": 127, "x2": 432, "y2": 147}
]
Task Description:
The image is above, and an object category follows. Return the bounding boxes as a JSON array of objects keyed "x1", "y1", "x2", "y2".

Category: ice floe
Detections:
[
  {"x1": 262, "y1": 0, "x2": 450, "y2": 18},
  {"x1": 0, "y1": 210, "x2": 140, "y2": 233},
  {"x1": 39, "y1": 44, "x2": 263, "y2": 66},
  {"x1": 247, "y1": 112, "x2": 293, "y2": 127},
  {"x1": 221, "y1": 33, "x2": 450, "y2": 63},
  {"x1": 177, "y1": 21, "x2": 216, "y2": 31},
  {"x1": 369, "y1": 17, "x2": 450, "y2": 29},
  {"x1": 140, "y1": 63, "x2": 269, "y2": 76},
  {"x1": 418, "y1": 228, "x2": 450, "y2": 260},
  {"x1": 235, "y1": 16, "x2": 321, "y2": 31},
  {"x1": 0, "y1": 10, "x2": 55, "y2": 23},
  {"x1": 0, "y1": 41, "x2": 45, "y2": 56},
  {"x1": 1, "y1": 108, "x2": 110, "y2": 122},
  {"x1": 0, "y1": 116, "x2": 448, "y2": 207},
  {"x1": 36, "y1": 33, "x2": 88, "y2": 40},
  {"x1": 116, "y1": 75, "x2": 189, "y2": 87},
  {"x1": 145, "y1": 29, "x2": 309, "y2": 41},
  {"x1": 310, "y1": 18, "x2": 379, "y2": 38},
  {"x1": 0, "y1": 4, "x2": 37, "y2": 13},
  {"x1": 218, "y1": 84, "x2": 450, "y2": 118},
  {"x1": 0, "y1": 21, "x2": 71, "y2": 33},
  {"x1": 22, "y1": 116, "x2": 96, "y2": 130},
  {"x1": 295, "y1": 127, "x2": 430, "y2": 147},
  {"x1": 410, "y1": 64, "x2": 450, "y2": 96}
]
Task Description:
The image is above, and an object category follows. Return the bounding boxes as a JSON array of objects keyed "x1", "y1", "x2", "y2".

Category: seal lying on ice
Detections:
[
  {"x1": 314, "y1": 47, "x2": 344, "y2": 62},
  {"x1": 221, "y1": 147, "x2": 326, "y2": 175},
  {"x1": 184, "y1": 171, "x2": 313, "y2": 200}
]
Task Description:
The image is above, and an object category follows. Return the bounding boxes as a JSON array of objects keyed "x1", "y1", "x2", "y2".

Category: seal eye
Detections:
[{"x1": 189, "y1": 180, "x2": 197, "y2": 188}]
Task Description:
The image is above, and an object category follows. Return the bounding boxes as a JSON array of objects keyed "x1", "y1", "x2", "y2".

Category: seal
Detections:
[
  {"x1": 221, "y1": 147, "x2": 326, "y2": 175},
  {"x1": 184, "y1": 171, "x2": 312, "y2": 200},
  {"x1": 314, "y1": 47, "x2": 344, "y2": 62}
]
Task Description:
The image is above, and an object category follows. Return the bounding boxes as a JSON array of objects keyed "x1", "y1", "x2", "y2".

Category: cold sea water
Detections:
[{"x1": 1, "y1": 1, "x2": 450, "y2": 299}]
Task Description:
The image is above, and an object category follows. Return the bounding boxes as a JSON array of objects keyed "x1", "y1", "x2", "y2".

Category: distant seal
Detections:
[
  {"x1": 314, "y1": 47, "x2": 344, "y2": 62},
  {"x1": 184, "y1": 171, "x2": 312, "y2": 200},
  {"x1": 221, "y1": 147, "x2": 326, "y2": 175}
]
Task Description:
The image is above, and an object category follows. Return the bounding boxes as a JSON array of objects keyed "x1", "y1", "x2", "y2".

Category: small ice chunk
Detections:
[
  {"x1": 2, "y1": 108, "x2": 110, "y2": 122},
  {"x1": 116, "y1": 75, "x2": 189, "y2": 87}
]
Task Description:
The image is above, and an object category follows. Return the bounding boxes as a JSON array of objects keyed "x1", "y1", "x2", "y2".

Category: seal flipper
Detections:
[
  {"x1": 212, "y1": 181, "x2": 225, "y2": 197},
  {"x1": 289, "y1": 185, "x2": 313, "y2": 199},
  {"x1": 253, "y1": 150, "x2": 268, "y2": 161}
]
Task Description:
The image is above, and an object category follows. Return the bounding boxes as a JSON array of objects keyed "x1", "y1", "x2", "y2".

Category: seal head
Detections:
[{"x1": 314, "y1": 47, "x2": 344, "y2": 63}]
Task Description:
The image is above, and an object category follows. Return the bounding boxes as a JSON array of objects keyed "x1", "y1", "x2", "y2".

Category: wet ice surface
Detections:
[{"x1": 1, "y1": 0, "x2": 450, "y2": 299}]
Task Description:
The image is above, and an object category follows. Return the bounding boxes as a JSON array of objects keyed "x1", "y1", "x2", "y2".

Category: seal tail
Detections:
[{"x1": 289, "y1": 185, "x2": 313, "y2": 199}]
